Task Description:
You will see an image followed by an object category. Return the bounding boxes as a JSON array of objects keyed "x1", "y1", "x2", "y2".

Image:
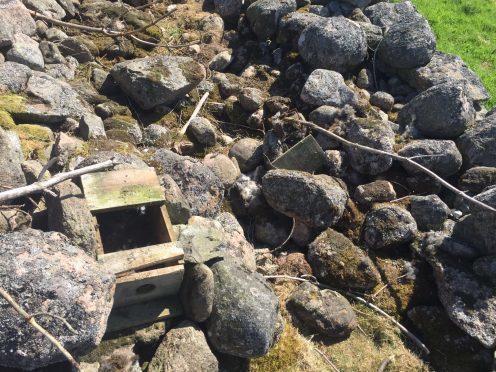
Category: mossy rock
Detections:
[
  {"x1": 15, "y1": 124, "x2": 54, "y2": 161},
  {"x1": 0, "y1": 111, "x2": 16, "y2": 130},
  {"x1": 224, "y1": 100, "x2": 249, "y2": 126},
  {"x1": 87, "y1": 139, "x2": 142, "y2": 158},
  {"x1": 0, "y1": 94, "x2": 26, "y2": 115}
]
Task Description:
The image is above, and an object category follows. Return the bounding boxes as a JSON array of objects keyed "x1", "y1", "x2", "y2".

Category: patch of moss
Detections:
[
  {"x1": 15, "y1": 124, "x2": 53, "y2": 161},
  {"x1": 0, "y1": 94, "x2": 26, "y2": 114},
  {"x1": 0, "y1": 110, "x2": 16, "y2": 130},
  {"x1": 145, "y1": 25, "x2": 162, "y2": 40},
  {"x1": 179, "y1": 60, "x2": 204, "y2": 83},
  {"x1": 106, "y1": 129, "x2": 138, "y2": 144},
  {"x1": 87, "y1": 139, "x2": 141, "y2": 157}
]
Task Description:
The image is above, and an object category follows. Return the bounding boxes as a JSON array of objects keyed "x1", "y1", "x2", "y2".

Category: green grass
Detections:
[{"x1": 408, "y1": 0, "x2": 496, "y2": 108}]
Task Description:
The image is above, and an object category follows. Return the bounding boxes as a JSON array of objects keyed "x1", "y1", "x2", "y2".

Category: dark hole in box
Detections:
[{"x1": 96, "y1": 206, "x2": 161, "y2": 253}]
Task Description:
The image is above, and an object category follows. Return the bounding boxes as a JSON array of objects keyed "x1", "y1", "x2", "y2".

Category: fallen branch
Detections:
[
  {"x1": 178, "y1": 92, "x2": 210, "y2": 136},
  {"x1": 264, "y1": 275, "x2": 430, "y2": 355},
  {"x1": 272, "y1": 217, "x2": 295, "y2": 254},
  {"x1": 0, "y1": 159, "x2": 116, "y2": 203},
  {"x1": 294, "y1": 119, "x2": 496, "y2": 214},
  {"x1": 0, "y1": 287, "x2": 80, "y2": 370}
]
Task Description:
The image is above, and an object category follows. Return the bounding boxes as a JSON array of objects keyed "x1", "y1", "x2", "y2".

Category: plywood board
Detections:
[
  {"x1": 106, "y1": 296, "x2": 182, "y2": 333},
  {"x1": 98, "y1": 243, "x2": 183, "y2": 276},
  {"x1": 272, "y1": 135, "x2": 327, "y2": 173},
  {"x1": 81, "y1": 167, "x2": 165, "y2": 213},
  {"x1": 151, "y1": 205, "x2": 176, "y2": 243},
  {"x1": 113, "y1": 265, "x2": 184, "y2": 308}
]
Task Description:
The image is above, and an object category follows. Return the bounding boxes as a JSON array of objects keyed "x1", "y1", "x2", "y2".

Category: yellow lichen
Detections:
[{"x1": 15, "y1": 124, "x2": 53, "y2": 161}]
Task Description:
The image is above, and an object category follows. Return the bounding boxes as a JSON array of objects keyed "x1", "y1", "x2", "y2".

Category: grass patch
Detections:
[{"x1": 409, "y1": 0, "x2": 496, "y2": 108}]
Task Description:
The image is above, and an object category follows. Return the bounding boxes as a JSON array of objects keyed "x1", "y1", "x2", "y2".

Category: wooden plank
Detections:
[
  {"x1": 97, "y1": 243, "x2": 184, "y2": 275},
  {"x1": 272, "y1": 135, "x2": 327, "y2": 173},
  {"x1": 80, "y1": 167, "x2": 165, "y2": 213},
  {"x1": 113, "y1": 265, "x2": 184, "y2": 308},
  {"x1": 150, "y1": 205, "x2": 176, "y2": 243},
  {"x1": 106, "y1": 296, "x2": 182, "y2": 333}
]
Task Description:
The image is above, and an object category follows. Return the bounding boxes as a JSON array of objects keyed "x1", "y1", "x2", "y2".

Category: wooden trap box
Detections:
[{"x1": 80, "y1": 167, "x2": 183, "y2": 331}]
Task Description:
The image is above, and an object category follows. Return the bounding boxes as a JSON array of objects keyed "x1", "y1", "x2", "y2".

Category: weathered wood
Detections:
[
  {"x1": 150, "y1": 204, "x2": 176, "y2": 243},
  {"x1": 81, "y1": 167, "x2": 165, "y2": 213},
  {"x1": 113, "y1": 265, "x2": 184, "y2": 308},
  {"x1": 272, "y1": 135, "x2": 327, "y2": 173},
  {"x1": 92, "y1": 216, "x2": 105, "y2": 256},
  {"x1": 106, "y1": 296, "x2": 183, "y2": 333},
  {"x1": 98, "y1": 243, "x2": 183, "y2": 276}
]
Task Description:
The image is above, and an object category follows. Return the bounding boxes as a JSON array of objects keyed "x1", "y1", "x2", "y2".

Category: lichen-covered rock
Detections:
[
  {"x1": 459, "y1": 167, "x2": 496, "y2": 194},
  {"x1": 300, "y1": 69, "x2": 358, "y2": 108},
  {"x1": 364, "y1": 1, "x2": 427, "y2": 28},
  {"x1": 473, "y1": 256, "x2": 496, "y2": 287},
  {"x1": 228, "y1": 138, "x2": 263, "y2": 173},
  {"x1": 370, "y1": 91, "x2": 394, "y2": 112},
  {"x1": 0, "y1": 126, "x2": 26, "y2": 193},
  {"x1": 410, "y1": 195, "x2": 450, "y2": 232},
  {"x1": 0, "y1": 208, "x2": 31, "y2": 233},
  {"x1": 188, "y1": 117, "x2": 216, "y2": 147},
  {"x1": 287, "y1": 282, "x2": 357, "y2": 338},
  {"x1": 354, "y1": 180, "x2": 396, "y2": 209},
  {"x1": 399, "y1": 51, "x2": 490, "y2": 104},
  {"x1": 149, "y1": 321, "x2": 219, "y2": 372},
  {"x1": 103, "y1": 115, "x2": 142, "y2": 145},
  {"x1": 229, "y1": 174, "x2": 268, "y2": 217},
  {"x1": 6, "y1": 33, "x2": 44, "y2": 71},
  {"x1": 262, "y1": 169, "x2": 348, "y2": 228},
  {"x1": 457, "y1": 112, "x2": 496, "y2": 168},
  {"x1": 246, "y1": 0, "x2": 297, "y2": 40},
  {"x1": 76, "y1": 151, "x2": 147, "y2": 170},
  {"x1": 79, "y1": 113, "x2": 106, "y2": 140},
  {"x1": 110, "y1": 56, "x2": 206, "y2": 110},
  {"x1": 398, "y1": 82, "x2": 475, "y2": 139},
  {"x1": 308, "y1": 228, "x2": 381, "y2": 290},
  {"x1": 298, "y1": 16, "x2": 367, "y2": 73},
  {"x1": 276, "y1": 11, "x2": 323, "y2": 50},
  {"x1": 397, "y1": 139, "x2": 463, "y2": 177},
  {"x1": 362, "y1": 205, "x2": 417, "y2": 250},
  {"x1": 22, "y1": 0, "x2": 65, "y2": 19},
  {"x1": 206, "y1": 258, "x2": 281, "y2": 358},
  {"x1": 214, "y1": 0, "x2": 243, "y2": 22},
  {"x1": 0, "y1": 229, "x2": 115, "y2": 370},
  {"x1": 180, "y1": 263, "x2": 215, "y2": 323},
  {"x1": 203, "y1": 153, "x2": 240, "y2": 188},
  {"x1": 152, "y1": 149, "x2": 224, "y2": 217},
  {"x1": 343, "y1": 118, "x2": 395, "y2": 175},
  {"x1": 46, "y1": 181, "x2": 97, "y2": 257},
  {"x1": 0, "y1": 0, "x2": 36, "y2": 48}
]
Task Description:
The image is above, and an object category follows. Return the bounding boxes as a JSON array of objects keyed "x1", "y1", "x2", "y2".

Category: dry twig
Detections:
[
  {"x1": 0, "y1": 287, "x2": 80, "y2": 370},
  {"x1": 264, "y1": 275, "x2": 430, "y2": 355},
  {"x1": 0, "y1": 159, "x2": 116, "y2": 203},
  {"x1": 295, "y1": 119, "x2": 496, "y2": 214}
]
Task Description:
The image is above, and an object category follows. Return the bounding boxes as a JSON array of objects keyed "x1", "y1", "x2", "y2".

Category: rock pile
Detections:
[{"x1": 0, "y1": 0, "x2": 495, "y2": 370}]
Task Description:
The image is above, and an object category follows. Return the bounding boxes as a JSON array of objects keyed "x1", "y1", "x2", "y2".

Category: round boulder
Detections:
[
  {"x1": 0, "y1": 229, "x2": 115, "y2": 370},
  {"x1": 298, "y1": 16, "x2": 367, "y2": 73},
  {"x1": 228, "y1": 138, "x2": 263, "y2": 173},
  {"x1": 246, "y1": 0, "x2": 297, "y2": 40},
  {"x1": 300, "y1": 69, "x2": 358, "y2": 108}
]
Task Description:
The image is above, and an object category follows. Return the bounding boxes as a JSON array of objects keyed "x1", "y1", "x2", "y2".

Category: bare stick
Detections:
[
  {"x1": 31, "y1": 313, "x2": 78, "y2": 334},
  {"x1": 313, "y1": 347, "x2": 340, "y2": 372},
  {"x1": 378, "y1": 355, "x2": 394, "y2": 372},
  {"x1": 179, "y1": 92, "x2": 210, "y2": 136},
  {"x1": 272, "y1": 218, "x2": 295, "y2": 254},
  {"x1": 264, "y1": 275, "x2": 430, "y2": 355},
  {"x1": 0, "y1": 287, "x2": 80, "y2": 370},
  {"x1": 0, "y1": 159, "x2": 116, "y2": 203},
  {"x1": 294, "y1": 119, "x2": 496, "y2": 214}
]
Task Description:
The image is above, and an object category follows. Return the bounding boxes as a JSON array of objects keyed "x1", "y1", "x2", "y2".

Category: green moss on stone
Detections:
[{"x1": 0, "y1": 110, "x2": 16, "y2": 130}]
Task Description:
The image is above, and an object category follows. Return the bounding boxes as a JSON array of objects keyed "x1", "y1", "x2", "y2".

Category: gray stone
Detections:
[
  {"x1": 246, "y1": 0, "x2": 297, "y2": 40},
  {"x1": 276, "y1": 12, "x2": 323, "y2": 50},
  {"x1": 254, "y1": 209, "x2": 293, "y2": 247},
  {"x1": 188, "y1": 117, "x2": 216, "y2": 147},
  {"x1": 459, "y1": 167, "x2": 496, "y2": 194},
  {"x1": 238, "y1": 87, "x2": 265, "y2": 112},
  {"x1": 45, "y1": 27, "x2": 67, "y2": 42},
  {"x1": 398, "y1": 139, "x2": 462, "y2": 178},
  {"x1": 228, "y1": 138, "x2": 263, "y2": 173},
  {"x1": 111, "y1": 56, "x2": 206, "y2": 110},
  {"x1": 325, "y1": 150, "x2": 348, "y2": 177},
  {"x1": 343, "y1": 118, "x2": 395, "y2": 175},
  {"x1": 206, "y1": 258, "x2": 281, "y2": 358},
  {"x1": 399, "y1": 51, "x2": 490, "y2": 104},
  {"x1": 0, "y1": 208, "x2": 31, "y2": 233},
  {"x1": 0, "y1": 127, "x2": 26, "y2": 193},
  {"x1": 298, "y1": 16, "x2": 367, "y2": 73},
  {"x1": 214, "y1": 0, "x2": 243, "y2": 22},
  {"x1": 153, "y1": 149, "x2": 224, "y2": 217},
  {"x1": 79, "y1": 113, "x2": 106, "y2": 140},
  {"x1": 262, "y1": 169, "x2": 348, "y2": 228},
  {"x1": 143, "y1": 124, "x2": 169, "y2": 146},
  {"x1": 357, "y1": 21, "x2": 383, "y2": 50},
  {"x1": 46, "y1": 181, "x2": 98, "y2": 257},
  {"x1": 21, "y1": 159, "x2": 47, "y2": 184},
  {"x1": 200, "y1": 14, "x2": 224, "y2": 34},
  {"x1": 0, "y1": 0, "x2": 36, "y2": 48},
  {"x1": 364, "y1": 1, "x2": 427, "y2": 28},
  {"x1": 0, "y1": 229, "x2": 115, "y2": 370},
  {"x1": 5, "y1": 33, "x2": 44, "y2": 70},
  {"x1": 370, "y1": 91, "x2": 394, "y2": 112},
  {"x1": 39, "y1": 40, "x2": 65, "y2": 64},
  {"x1": 103, "y1": 116, "x2": 143, "y2": 145},
  {"x1": 180, "y1": 263, "x2": 215, "y2": 323},
  {"x1": 362, "y1": 205, "x2": 417, "y2": 250},
  {"x1": 398, "y1": 82, "x2": 475, "y2": 139},
  {"x1": 209, "y1": 50, "x2": 233, "y2": 72},
  {"x1": 378, "y1": 20, "x2": 436, "y2": 69},
  {"x1": 354, "y1": 180, "x2": 396, "y2": 208},
  {"x1": 160, "y1": 174, "x2": 191, "y2": 225},
  {"x1": 423, "y1": 246, "x2": 496, "y2": 348},
  {"x1": 300, "y1": 69, "x2": 358, "y2": 108},
  {"x1": 457, "y1": 112, "x2": 496, "y2": 168},
  {"x1": 76, "y1": 152, "x2": 148, "y2": 171},
  {"x1": 473, "y1": 256, "x2": 496, "y2": 287},
  {"x1": 309, "y1": 106, "x2": 341, "y2": 128},
  {"x1": 56, "y1": 0, "x2": 76, "y2": 17},
  {"x1": 308, "y1": 4, "x2": 328, "y2": 16},
  {"x1": 203, "y1": 153, "x2": 240, "y2": 188},
  {"x1": 410, "y1": 195, "x2": 450, "y2": 231},
  {"x1": 0, "y1": 61, "x2": 32, "y2": 93},
  {"x1": 149, "y1": 321, "x2": 219, "y2": 371},
  {"x1": 59, "y1": 36, "x2": 97, "y2": 63},
  {"x1": 22, "y1": 0, "x2": 65, "y2": 19},
  {"x1": 229, "y1": 174, "x2": 268, "y2": 217},
  {"x1": 287, "y1": 282, "x2": 357, "y2": 337},
  {"x1": 308, "y1": 228, "x2": 381, "y2": 290},
  {"x1": 342, "y1": 0, "x2": 371, "y2": 7}
]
